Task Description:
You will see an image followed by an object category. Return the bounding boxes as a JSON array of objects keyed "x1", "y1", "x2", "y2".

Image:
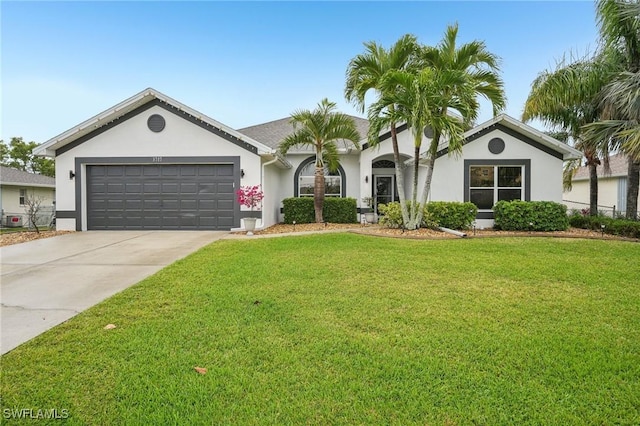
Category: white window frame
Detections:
[
  {"x1": 469, "y1": 165, "x2": 524, "y2": 211},
  {"x1": 297, "y1": 162, "x2": 342, "y2": 198},
  {"x1": 19, "y1": 189, "x2": 27, "y2": 206}
]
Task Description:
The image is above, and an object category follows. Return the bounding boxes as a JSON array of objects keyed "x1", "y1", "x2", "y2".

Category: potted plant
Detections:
[
  {"x1": 362, "y1": 196, "x2": 376, "y2": 224},
  {"x1": 236, "y1": 185, "x2": 264, "y2": 235}
]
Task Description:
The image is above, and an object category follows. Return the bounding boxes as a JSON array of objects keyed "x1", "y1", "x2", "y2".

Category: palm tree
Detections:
[
  {"x1": 345, "y1": 34, "x2": 419, "y2": 225},
  {"x1": 583, "y1": 0, "x2": 640, "y2": 219},
  {"x1": 413, "y1": 24, "x2": 506, "y2": 228},
  {"x1": 367, "y1": 67, "x2": 473, "y2": 229},
  {"x1": 582, "y1": 70, "x2": 640, "y2": 218},
  {"x1": 279, "y1": 99, "x2": 361, "y2": 223},
  {"x1": 522, "y1": 56, "x2": 615, "y2": 216},
  {"x1": 363, "y1": 25, "x2": 504, "y2": 229}
]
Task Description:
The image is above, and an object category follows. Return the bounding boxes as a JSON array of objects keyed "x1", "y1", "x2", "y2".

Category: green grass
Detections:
[{"x1": 1, "y1": 235, "x2": 639, "y2": 425}]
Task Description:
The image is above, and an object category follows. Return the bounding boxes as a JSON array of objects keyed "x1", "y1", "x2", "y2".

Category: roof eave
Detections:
[
  {"x1": 1, "y1": 182, "x2": 56, "y2": 188},
  {"x1": 34, "y1": 88, "x2": 274, "y2": 157}
]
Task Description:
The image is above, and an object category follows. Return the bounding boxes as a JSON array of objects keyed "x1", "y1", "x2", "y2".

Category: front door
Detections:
[{"x1": 374, "y1": 175, "x2": 395, "y2": 213}]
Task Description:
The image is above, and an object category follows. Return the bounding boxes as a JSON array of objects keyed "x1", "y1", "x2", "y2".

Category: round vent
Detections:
[
  {"x1": 147, "y1": 114, "x2": 166, "y2": 133},
  {"x1": 423, "y1": 126, "x2": 434, "y2": 138},
  {"x1": 488, "y1": 137, "x2": 505, "y2": 154}
]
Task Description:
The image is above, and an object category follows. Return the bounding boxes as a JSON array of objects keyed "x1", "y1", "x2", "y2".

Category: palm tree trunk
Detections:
[
  {"x1": 415, "y1": 155, "x2": 436, "y2": 228},
  {"x1": 406, "y1": 143, "x2": 421, "y2": 229},
  {"x1": 626, "y1": 158, "x2": 639, "y2": 219},
  {"x1": 414, "y1": 134, "x2": 441, "y2": 228},
  {"x1": 589, "y1": 163, "x2": 599, "y2": 216},
  {"x1": 390, "y1": 124, "x2": 409, "y2": 225},
  {"x1": 314, "y1": 165, "x2": 325, "y2": 223}
]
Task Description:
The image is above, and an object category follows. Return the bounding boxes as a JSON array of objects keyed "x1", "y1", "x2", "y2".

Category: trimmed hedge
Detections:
[
  {"x1": 493, "y1": 201, "x2": 569, "y2": 231},
  {"x1": 569, "y1": 213, "x2": 640, "y2": 239},
  {"x1": 425, "y1": 202, "x2": 477, "y2": 230},
  {"x1": 282, "y1": 197, "x2": 357, "y2": 224},
  {"x1": 378, "y1": 201, "x2": 476, "y2": 230}
]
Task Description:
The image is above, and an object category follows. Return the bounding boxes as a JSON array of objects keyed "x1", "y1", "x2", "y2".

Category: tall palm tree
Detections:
[
  {"x1": 364, "y1": 25, "x2": 504, "y2": 229},
  {"x1": 367, "y1": 67, "x2": 473, "y2": 229},
  {"x1": 522, "y1": 56, "x2": 615, "y2": 215},
  {"x1": 584, "y1": 0, "x2": 640, "y2": 219},
  {"x1": 279, "y1": 99, "x2": 361, "y2": 223},
  {"x1": 345, "y1": 34, "x2": 419, "y2": 225},
  {"x1": 414, "y1": 24, "x2": 506, "y2": 227}
]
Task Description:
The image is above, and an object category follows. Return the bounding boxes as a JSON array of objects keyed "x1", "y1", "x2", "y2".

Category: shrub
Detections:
[
  {"x1": 323, "y1": 198, "x2": 358, "y2": 223},
  {"x1": 282, "y1": 197, "x2": 357, "y2": 224},
  {"x1": 378, "y1": 201, "x2": 473, "y2": 229},
  {"x1": 377, "y1": 202, "x2": 404, "y2": 228},
  {"x1": 494, "y1": 201, "x2": 569, "y2": 231},
  {"x1": 569, "y1": 213, "x2": 640, "y2": 239},
  {"x1": 425, "y1": 202, "x2": 477, "y2": 230}
]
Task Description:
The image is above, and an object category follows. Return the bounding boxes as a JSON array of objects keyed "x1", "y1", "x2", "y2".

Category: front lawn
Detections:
[{"x1": 1, "y1": 235, "x2": 639, "y2": 424}]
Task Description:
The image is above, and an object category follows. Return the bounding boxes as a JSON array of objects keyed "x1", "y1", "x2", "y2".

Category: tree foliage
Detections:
[
  {"x1": 349, "y1": 24, "x2": 505, "y2": 229},
  {"x1": 279, "y1": 99, "x2": 361, "y2": 223},
  {"x1": 0, "y1": 137, "x2": 55, "y2": 177}
]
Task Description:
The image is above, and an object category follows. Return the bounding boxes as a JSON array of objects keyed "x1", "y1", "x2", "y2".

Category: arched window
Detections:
[{"x1": 294, "y1": 157, "x2": 345, "y2": 197}]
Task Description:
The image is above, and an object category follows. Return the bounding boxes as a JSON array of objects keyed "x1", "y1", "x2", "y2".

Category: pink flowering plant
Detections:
[{"x1": 236, "y1": 185, "x2": 264, "y2": 211}]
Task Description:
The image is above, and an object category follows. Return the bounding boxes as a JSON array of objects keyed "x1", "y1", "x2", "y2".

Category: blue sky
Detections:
[{"x1": 2, "y1": 1, "x2": 598, "y2": 144}]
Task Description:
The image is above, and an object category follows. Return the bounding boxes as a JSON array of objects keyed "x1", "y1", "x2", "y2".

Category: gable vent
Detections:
[
  {"x1": 147, "y1": 114, "x2": 166, "y2": 133},
  {"x1": 488, "y1": 137, "x2": 505, "y2": 154}
]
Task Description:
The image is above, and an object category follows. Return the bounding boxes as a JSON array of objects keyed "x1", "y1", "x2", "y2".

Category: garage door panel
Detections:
[
  {"x1": 180, "y1": 165, "x2": 197, "y2": 176},
  {"x1": 217, "y1": 200, "x2": 234, "y2": 210},
  {"x1": 217, "y1": 182, "x2": 234, "y2": 194},
  {"x1": 107, "y1": 166, "x2": 124, "y2": 177},
  {"x1": 162, "y1": 183, "x2": 179, "y2": 194},
  {"x1": 126, "y1": 183, "x2": 142, "y2": 193},
  {"x1": 87, "y1": 164, "x2": 237, "y2": 230},
  {"x1": 217, "y1": 216, "x2": 235, "y2": 227},
  {"x1": 216, "y1": 164, "x2": 234, "y2": 176},
  {"x1": 125, "y1": 166, "x2": 143, "y2": 176},
  {"x1": 180, "y1": 183, "x2": 197, "y2": 194},
  {"x1": 161, "y1": 165, "x2": 179, "y2": 176}
]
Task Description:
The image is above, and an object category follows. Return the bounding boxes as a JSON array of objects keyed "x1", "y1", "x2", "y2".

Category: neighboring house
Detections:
[
  {"x1": 0, "y1": 166, "x2": 56, "y2": 227},
  {"x1": 34, "y1": 88, "x2": 581, "y2": 231},
  {"x1": 563, "y1": 153, "x2": 639, "y2": 217}
]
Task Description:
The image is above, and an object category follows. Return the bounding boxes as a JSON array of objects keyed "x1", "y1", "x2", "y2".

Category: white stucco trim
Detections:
[
  {"x1": 466, "y1": 115, "x2": 583, "y2": 160},
  {"x1": 34, "y1": 88, "x2": 277, "y2": 158}
]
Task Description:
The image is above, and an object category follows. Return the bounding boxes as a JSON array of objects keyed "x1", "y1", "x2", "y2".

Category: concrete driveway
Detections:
[{"x1": 1, "y1": 231, "x2": 227, "y2": 354}]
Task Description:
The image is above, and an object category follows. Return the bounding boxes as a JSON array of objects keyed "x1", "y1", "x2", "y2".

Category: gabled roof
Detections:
[
  {"x1": 434, "y1": 114, "x2": 583, "y2": 161},
  {"x1": 239, "y1": 115, "x2": 370, "y2": 150},
  {"x1": 33, "y1": 88, "x2": 284, "y2": 164},
  {"x1": 572, "y1": 153, "x2": 630, "y2": 181},
  {"x1": 0, "y1": 166, "x2": 55, "y2": 188}
]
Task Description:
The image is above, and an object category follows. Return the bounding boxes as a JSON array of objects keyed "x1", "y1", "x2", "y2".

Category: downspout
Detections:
[{"x1": 260, "y1": 153, "x2": 280, "y2": 228}]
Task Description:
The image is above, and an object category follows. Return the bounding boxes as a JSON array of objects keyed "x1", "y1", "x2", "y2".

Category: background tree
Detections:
[
  {"x1": 345, "y1": 34, "x2": 419, "y2": 225},
  {"x1": 279, "y1": 99, "x2": 361, "y2": 223},
  {"x1": 0, "y1": 137, "x2": 55, "y2": 177},
  {"x1": 23, "y1": 194, "x2": 45, "y2": 234},
  {"x1": 522, "y1": 56, "x2": 615, "y2": 216},
  {"x1": 583, "y1": 0, "x2": 640, "y2": 219}
]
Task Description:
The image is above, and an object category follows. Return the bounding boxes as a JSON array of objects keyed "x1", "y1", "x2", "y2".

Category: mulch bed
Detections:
[
  {"x1": 0, "y1": 230, "x2": 73, "y2": 247},
  {"x1": 247, "y1": 223, "x2": 638, "y2": 242}
]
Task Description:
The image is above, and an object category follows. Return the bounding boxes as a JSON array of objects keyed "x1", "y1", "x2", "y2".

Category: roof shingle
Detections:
[
  {"x1": 0, "y1": 166, "x2": 55, "y2": 187},
  {"x1": 238, "y1": 115, "x2": 370, "y2": 149},
  {"x1": 572, "y1": 154, "x2": 630, "y2": 180}
]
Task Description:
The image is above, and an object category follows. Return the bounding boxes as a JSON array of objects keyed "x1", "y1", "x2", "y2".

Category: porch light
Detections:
[
  {"x1": 365, "y1": 175, "x2": 368, "y2": 183},
  {"x1": 241, "y1": 169, "x2": 245, "y2": 178},
  {"x1": 69, "y1": 170, "x2": 76, "y2": 180}
]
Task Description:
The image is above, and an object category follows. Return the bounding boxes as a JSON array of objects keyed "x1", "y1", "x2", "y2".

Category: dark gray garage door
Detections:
[{"x1": 87, "y1": 164, "x2": 236, "y2": 230}]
